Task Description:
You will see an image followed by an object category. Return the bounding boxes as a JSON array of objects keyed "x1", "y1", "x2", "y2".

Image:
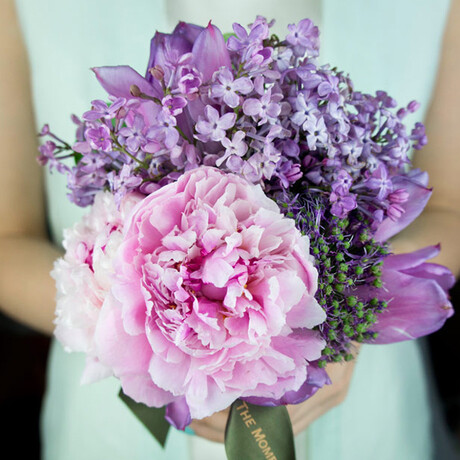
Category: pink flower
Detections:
[
  {"x1": 95, "y1": 167, "x2": 326, "y2": 426},
  {"x1": 52, "y1": 191, "x2": 141, "y2": 383}
]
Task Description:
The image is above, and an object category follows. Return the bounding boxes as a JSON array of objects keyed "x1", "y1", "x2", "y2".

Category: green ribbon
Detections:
[
  {"x1": 225, "y1": 400, "x2": 296, "y2": 460},
  {"x1": 120, "y1": 390, "x2": 296, "y2": 459},
  {"x1": 119, "y1": 389, "x2": 170, "y2": 447}
]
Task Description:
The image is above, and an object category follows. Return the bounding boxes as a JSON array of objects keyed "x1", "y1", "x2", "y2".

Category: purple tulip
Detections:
[
  {"x1": 374, "y1": 169, "x2": 431, "y2": 242},
  {"x1": 92, "y1": 66, "x2": 163, "y2": 100},
  {"x1": 192, "y1": 22, "x2": 231, "y2": 82},
  {"x1": 360, "y1": 245, "x2": 454, "y2": 344},
  {"x1": 165, "y1": 397, "x2": 191, "y2": 430},
  {"x1": 146, "y1": 27, "x2": 198, "y2": 80}
]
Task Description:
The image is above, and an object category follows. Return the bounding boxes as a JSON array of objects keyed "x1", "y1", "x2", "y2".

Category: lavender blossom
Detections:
[{"x1": 195, "y1": 105, "x2": 236, "y2": 142}]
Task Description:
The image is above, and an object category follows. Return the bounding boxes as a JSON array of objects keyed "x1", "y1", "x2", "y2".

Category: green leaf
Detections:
[
  {"x1": 74, "y1": 152, "x2": 83, "y2": 165},
  {"x1": 119, "y1": 389, "x2": 170, "y2": 447},
  {"x1": 223, "y1": 32, "x2": 236, "y2": 42},
  {"x1": 225, "y1": 400, "x2": 296, "y2": 460}
]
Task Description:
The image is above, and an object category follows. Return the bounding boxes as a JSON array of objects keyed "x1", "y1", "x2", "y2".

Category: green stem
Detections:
[
  {"x1": 110, "y1": 133, "x2": 145, "y2": 166},
  {"x1": 175, "y1": 125, "x2": 190, "y2": 142}
]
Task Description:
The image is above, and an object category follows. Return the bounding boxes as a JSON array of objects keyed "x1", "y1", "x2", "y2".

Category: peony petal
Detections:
[
  {"x1": 186, "y1": 375, "x2": 239, "y2": 419},
  {"x1": 287, "y1": 293, "x2": 326, "y2": 329},
  {"x1": 149, "y1": 353, "x2": 190, "y2": 396},
  {"x1": 243, "y1": 364, "x2": 330, "y2": 406},
  {"x1": 202, "y1": 256, "x2": 234, "y2": 288},
  {"x1": 80, "y1": 356, "x2": 112, "y2": 385},
  {"x1": 94, "y1": 295, "x2": 152, "y2": 376},
  {"x1": 121, "y1": 373, "x2": 175, "y2": 408}
]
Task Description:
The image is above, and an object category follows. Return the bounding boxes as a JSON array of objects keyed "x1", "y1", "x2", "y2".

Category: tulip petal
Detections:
[
  {"x1": 92, "y1": 65, "x2": 162, "y2": 99},
  {"x1": 372, "y1": 272, "x2": 453, "y2": 344},
  {"x1": 374, "y1": 174, "x2": 432, "y2": 242},
  {"x1": 192, "y1": 23, "x2": 231, "y2": 82},
  {"x1": 384, "y1": 244, "x2": 440, "y2": 271},
  {"x1": 147, "y1": 32, "x2": 193, "y2": 77},
  {"x1": 402, "y1": 262, "x2": 456, "y2": 292},
  {"x1": 165, "y1": 397, "x2": 192, "y2": 430},
  {"x1": 383, "y1": 245, "x2": 455, "y2": 290}
]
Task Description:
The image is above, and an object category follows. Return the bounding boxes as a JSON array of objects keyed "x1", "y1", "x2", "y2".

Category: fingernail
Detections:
[{"x1": 184, "y1": 426, "x2": 195, "y2": 436}]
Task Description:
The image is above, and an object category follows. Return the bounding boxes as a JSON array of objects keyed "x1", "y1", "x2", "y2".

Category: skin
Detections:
[{"x1": 1, "y1": 0, "x2": 459, "y2": 445}]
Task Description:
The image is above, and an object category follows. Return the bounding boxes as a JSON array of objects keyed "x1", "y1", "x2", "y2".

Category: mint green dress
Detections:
[{"x1": 15, "y1": 1, "x2": 451, "y2": 459}]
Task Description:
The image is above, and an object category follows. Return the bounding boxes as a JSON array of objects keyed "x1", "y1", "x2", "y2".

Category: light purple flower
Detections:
[
  {"x1": 177, "y1": 66, "x2": 202, "y2": 97},
  {"x1": 286, "y1": 19, "x2": 319, "y2": 57},
  {"x1": 85, "y1": 124, "x2": 112, "y2": 152},
  {"x1": 83, "y1": 98, "x2": 126, "y2": 121},
  {"x1": 242, "y1": 44, "x2": 273, "y2": 71},
  {"x1": 195, "y1": 105, "x2": 236, "y2": 142},
  {"x1": 244, "y1": 151, "x2": 278, "y2": 182},
  {"x1": 304, "y1": 116, "x2": 328, "y2": 150},
  {"x1": 37, "y1": 140, "x2": 57, "y2": 166},
  {"x1": 227, "y1": 22, "x2": 269, "y2": 52},
  {"x1": 162, "y1": 95, "x2": 187, "y2": 116},
  {"x1": 146, "y1": 111, "x2": 180, "y2": 150},
  {"x1": 329, "y1": 192, "x2": 357, "y2": 218},
  {"x1": 78, "y1": 153, "x2": 109, "y2": 174},
  {"x1": 210, "y1": 68, "x2": 253, "y2": 108},
  {"x1": 331, "y1": 170, "x2": 353, "y2": 196},
  {"x1": 216, "y1": 131, "x2": 247, "y2": 167},
  {"x1": 291, "y1": 93, "x2": 320, "y2": 130},
  {"x1": 243, "y1": 89, "x2": 281, "y2": 125},
  {"x1": 118, "y1": 114, "x2": 146, "y2": 153},
  {"x1": 341, "y1": 141, "x2": 363, "y2": 165},
  {"x1": 317, "y1": 74, "x2": 339, "y2": 98},
  {"x1": 273, "y1": 47, "x2": 293, "y2": 72}
]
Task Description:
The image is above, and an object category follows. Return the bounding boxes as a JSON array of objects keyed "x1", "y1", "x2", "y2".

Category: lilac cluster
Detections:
[
  {"x1": 39, "y1": 17, "x2": 448, "y2": 363},
  {"x1": 39, "y1": 17, "x2": 425, "y2": 218}
]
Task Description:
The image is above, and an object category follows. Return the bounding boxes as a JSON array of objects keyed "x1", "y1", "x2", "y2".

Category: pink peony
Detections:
[
  {"x1": 52, "y1": 191, "x2": 141, "y2": 383},
  {"x1": 94, "y1": 167, "x2": 326, "y2": 425}
]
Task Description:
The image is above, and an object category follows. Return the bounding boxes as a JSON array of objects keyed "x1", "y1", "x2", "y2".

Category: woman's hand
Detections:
[{"x1": 189, "y1": 348, "x2": 359, "y2": 443}]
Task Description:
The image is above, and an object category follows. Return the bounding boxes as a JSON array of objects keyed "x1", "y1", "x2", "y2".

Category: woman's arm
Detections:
[
  {"x1": 391, "y1": 0, "x2": 460, "y2": 276},
  {"x1": 0, "y1": 0, "x2": 60, "y2": 335}
]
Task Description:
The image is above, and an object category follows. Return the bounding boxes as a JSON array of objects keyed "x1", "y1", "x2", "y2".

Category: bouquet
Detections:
[{"x1": 38, "y1": 17, "x2": 455, "y2": 460}]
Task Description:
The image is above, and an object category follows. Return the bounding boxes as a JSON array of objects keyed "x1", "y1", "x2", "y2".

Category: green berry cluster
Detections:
[{"x1": 298, "y1": 204, "x2": 390, "y2": 364}]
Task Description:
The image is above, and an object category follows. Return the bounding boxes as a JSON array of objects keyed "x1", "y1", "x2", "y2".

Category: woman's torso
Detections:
[{"x1": 15, "y1": 1, "x2": 451, "y2": 459}]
